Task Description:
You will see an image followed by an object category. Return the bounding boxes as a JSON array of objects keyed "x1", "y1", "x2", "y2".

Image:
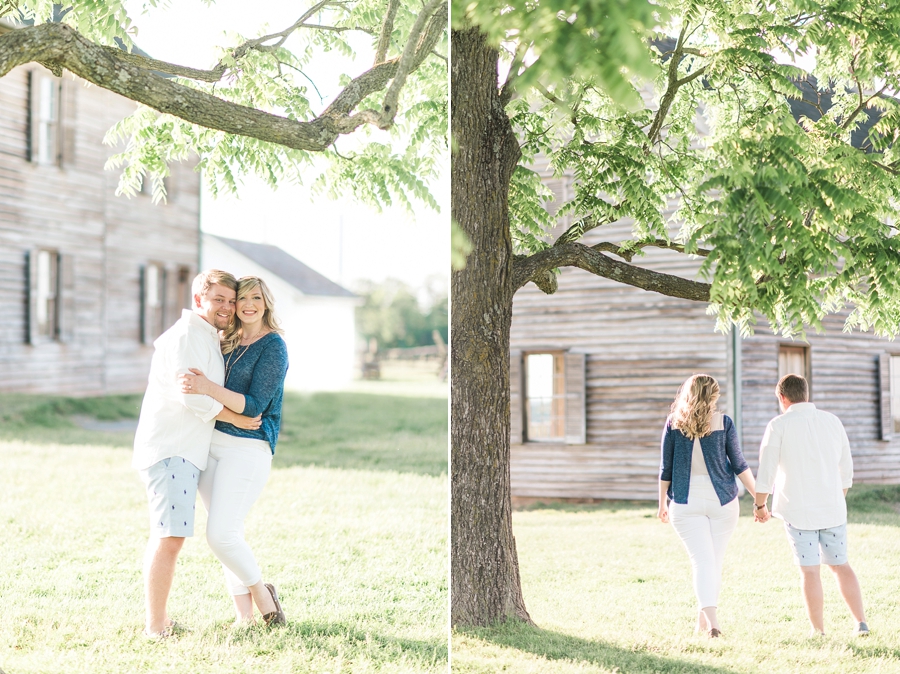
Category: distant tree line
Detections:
[{"x1": 355, "y1": 278, "x2": 448, "y2": 350}]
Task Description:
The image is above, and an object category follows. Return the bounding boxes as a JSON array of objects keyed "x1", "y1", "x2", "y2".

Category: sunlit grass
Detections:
[
  {"x1": 452, "y1": 488, "x2": 900, "y2": 674},
  {"x1": 0, "y1": 390, "x2": 447, "y2": 674}
]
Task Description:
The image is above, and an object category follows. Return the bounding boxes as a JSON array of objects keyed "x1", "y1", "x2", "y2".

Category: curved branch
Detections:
[
  {"x1": 592, "y1": 239, "x2": 711, "y2": 261},
  {"x1": 378, "y1": 0, "x2": 445, "y2": 126},
  {"x1": 0, "y1": 18, "x2": 446, "y2": 151},
  {"x1": 101, "y1": 0, "x2": 351, "y2": 83},
  {"x1": 374, "y1": 0, "x2": 400, "y2": 64},
  {"x1": 512, "y1": 242, "x2": 711, "y2": 301}
]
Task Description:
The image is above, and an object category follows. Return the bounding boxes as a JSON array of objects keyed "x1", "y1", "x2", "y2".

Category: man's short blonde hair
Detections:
[
  {"x1": 192, "y1": 269, "x2": 237, "y2": 297},
  {"x1": 777, "y1": 374, "x2": 809, "y2": 403}
]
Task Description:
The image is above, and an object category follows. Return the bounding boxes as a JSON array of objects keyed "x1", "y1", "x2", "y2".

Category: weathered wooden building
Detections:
[
  {"x1": 509, "y1": 158, "x2": 900, "y2": 502},
  {"x1": 0, "y1": 23, "x2": 201, "y2": 395}
]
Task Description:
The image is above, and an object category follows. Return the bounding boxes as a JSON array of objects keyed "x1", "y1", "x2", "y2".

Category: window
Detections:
[
  {"x1": 141, "y1": 263, "x2": 166, "y2": 343},
  {"x1": 29, "y1": 72, "x2": 61, "y2": 166},
  {"x1": 510, "y1": 350, "x2": 586, "y2": 444},
  {"x1": 27, "y1": 249, "x2": 73, "y2": 344},
  {"x1": 525, "y1": 353, "x2": 566, "y2": 441},
  {"x1": 889, "y1": 356, "x2": 900, "y2": 434},
  {"x1": 35, "y1": 249, "x2": 59, "y2": 338},
  {"x1": 779, "y1": 344, "x2": 809, "y2": 381}
]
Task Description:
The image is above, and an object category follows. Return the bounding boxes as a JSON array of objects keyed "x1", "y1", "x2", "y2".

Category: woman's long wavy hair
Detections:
[
  {"x1": 669, "y1": 374, "x2": 720, "y2": 440},
  {"x1": 221, "y1": 276, "x2": 284, "y2": 354}
]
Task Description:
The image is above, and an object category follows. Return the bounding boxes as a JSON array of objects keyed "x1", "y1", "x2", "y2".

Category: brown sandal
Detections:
[{"x1": 262, "y1": 583, "x2": 286, "y2": 626}]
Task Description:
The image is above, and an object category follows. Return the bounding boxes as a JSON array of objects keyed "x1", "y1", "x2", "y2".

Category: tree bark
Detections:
[{"x1": 450, "y1": 26, "x2": 531, "y2": 627}]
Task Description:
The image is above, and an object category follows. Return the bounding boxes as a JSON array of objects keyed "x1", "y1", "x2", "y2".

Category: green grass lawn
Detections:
[
  {"x1": 453, "y1": 490, "x2": 900, "y2": 674},
  {"x1": 0, "y1": 386, "x2": 448, "y2": 674}
]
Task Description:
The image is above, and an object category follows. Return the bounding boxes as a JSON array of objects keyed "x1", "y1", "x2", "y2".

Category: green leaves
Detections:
[
  {"x1": 496, "y1": 0, "x2": 900, "y2": 338},
  {"x1": 456, "y1": 0, "x2": 664, "y2": 111}
]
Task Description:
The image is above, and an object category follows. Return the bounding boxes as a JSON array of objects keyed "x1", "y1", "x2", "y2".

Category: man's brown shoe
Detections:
[{"x1": 262, "y1": 583, "x2": 286, "y2": 626}]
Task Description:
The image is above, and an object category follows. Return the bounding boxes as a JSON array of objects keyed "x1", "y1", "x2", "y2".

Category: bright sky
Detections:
[{"x1": 123, "y1": 0, "x2": 448, "y2": 298}]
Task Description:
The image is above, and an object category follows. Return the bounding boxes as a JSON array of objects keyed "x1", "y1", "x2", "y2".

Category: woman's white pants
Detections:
[
  {"x1": 669, "y1": 474, "x2": 739, "y2": 608},
  {"x1": 198, "y1": 432, "x2": 272, "y2": 596}
]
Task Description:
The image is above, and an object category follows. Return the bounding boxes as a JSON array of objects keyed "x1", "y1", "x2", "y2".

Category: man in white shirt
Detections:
[
  {"x1": 134, "y1": 269, "x2": 249, "y2": 637},
  {"x1": 754, "y1": 374, "x2": 868, "y2": 636}
]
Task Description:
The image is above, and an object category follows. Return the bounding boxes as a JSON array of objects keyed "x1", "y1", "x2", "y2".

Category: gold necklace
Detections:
[
  {"x1": 224, "y1": 330, "x2": 270, "y2": 385},
  {"x1": 224, "y1": 344, "x2": 250, "y2": 385}
]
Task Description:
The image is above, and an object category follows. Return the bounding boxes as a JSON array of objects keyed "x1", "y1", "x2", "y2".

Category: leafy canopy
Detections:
[
  {"x1": 2, "y1": 0, "x2": 447, "y2": 211},
  {"x1": 459, "y1": 0, "x2": 900, "y2": 338}
]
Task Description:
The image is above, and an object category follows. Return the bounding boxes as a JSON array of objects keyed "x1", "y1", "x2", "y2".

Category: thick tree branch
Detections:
[
  {"x1": 512, "y1": 242, "x2": 711, "y2": 301},
  {"x1": 0, "y1": 17, "x2": 445, "y2": 150},
  {"x1": 378, "y1": 0, "x2": 444, "y2": 126},
  {"x1": 374, "y1": 0, "x2": 400, "y2": 64}
]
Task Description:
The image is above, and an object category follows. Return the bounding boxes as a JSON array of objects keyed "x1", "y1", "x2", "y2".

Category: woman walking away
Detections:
[
  {"x1": 658, "y1": 374, "x2": 756, "y2": 637},
  {"x1": 180, "y1": 276, "x2": 289, "y2": 626}
]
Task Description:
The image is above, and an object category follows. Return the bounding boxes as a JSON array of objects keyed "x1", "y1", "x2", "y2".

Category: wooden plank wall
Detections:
[
  {"x1": 0, "y1": 65, "x2": 200, "y2": 396},
  {"x1": 510, "y1": 155, "x2": 731, "y2": 501},
  {"x1": 740, "y1": 315, "x2": 900, "y2": 484},
  {"x1": 512, "y1": 152, "x2": 900, "y2": 499}
]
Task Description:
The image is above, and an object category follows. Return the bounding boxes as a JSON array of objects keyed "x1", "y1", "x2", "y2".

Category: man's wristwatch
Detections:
[{"x1": 754, "y1": 503, "x2": 767, "y2": 511}]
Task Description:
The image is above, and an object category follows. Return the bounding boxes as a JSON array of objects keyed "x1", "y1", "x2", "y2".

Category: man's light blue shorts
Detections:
[
  {"x1": 784, "y1": 522, "x2": 849, "y2": 567},
  {"x1": 139, "y1": 456, "x2": 200, "y2": 538}
]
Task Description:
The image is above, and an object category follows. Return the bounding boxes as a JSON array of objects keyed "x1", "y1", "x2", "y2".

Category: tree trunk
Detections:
[{"x1": 450, "y1": 26, "x2": 531, "y2": 627}]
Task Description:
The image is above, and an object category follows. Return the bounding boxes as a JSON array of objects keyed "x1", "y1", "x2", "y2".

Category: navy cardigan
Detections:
[{"x1": 659, "y1": 414, "x2": 749, "y2": 506}]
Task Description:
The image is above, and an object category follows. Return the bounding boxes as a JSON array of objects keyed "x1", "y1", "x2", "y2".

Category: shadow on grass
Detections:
[
  {"x1": 275, "y1": 391, "x2": 447, "y2": 477},
  {"x1": 0, "y1": 391, "x2": 448, "y2": 478},
  {"x1": 0, "y1": 393, "x2": 143, "y2": 448},
  {"x1": 518, "y1": 495, "x2": 762, "y2": 520},
  {"x1": 215, "y1": 618, "x2": 447, "y2": 664},
  {"x1": 845, "y1": 484, "x2": 900, "y2": 525},
  {"x1": 458, "y1": 621, "x2": 740, "y2": 674}
]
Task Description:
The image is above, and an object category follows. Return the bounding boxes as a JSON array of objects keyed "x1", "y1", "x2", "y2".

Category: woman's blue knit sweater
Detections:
[{"x1": 215, "y1": 333, "x2": 289, "y2": 454}]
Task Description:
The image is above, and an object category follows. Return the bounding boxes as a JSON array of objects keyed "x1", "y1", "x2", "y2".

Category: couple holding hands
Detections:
[
  {"x1": 131, "y1": 269, "x2": 289, "y2": 637},
  {"x1": 658, "y1": 373, "x2": 868, "y2": 638}
]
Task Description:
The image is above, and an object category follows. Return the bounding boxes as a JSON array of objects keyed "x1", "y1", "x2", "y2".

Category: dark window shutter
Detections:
[
  {"x1": 510, "y1": 350, "x2": 523, "y2": 444},
  {"x1": 879, "y1": 352, "x2": 892, "y2": 441},
  {"x1": 27, "y1": 71, "x2": 39, "y2": 163},
  {"x1": 59, "y1": 78, "x2": 76, "y2": 168},
  {"x1": 57, "y1": 253, "x2": 76, "y2": 343},
  {"x1": 139, "y1": 265, "x2": 151, "y2": 345},
  {"x1": 564, "y1": 352, "x2": 586, "y2": 444},
  {"x1": 25, "y1": 249, "x2": 39, "y2": 344}
]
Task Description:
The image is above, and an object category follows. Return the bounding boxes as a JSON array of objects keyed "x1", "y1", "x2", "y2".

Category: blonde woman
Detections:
[
  {"x1": 179, "y1": 276, "x2": 289, "y2": 626},
  {"x1": 658, "y1": 374, "x2": 756, "y2": 637}
]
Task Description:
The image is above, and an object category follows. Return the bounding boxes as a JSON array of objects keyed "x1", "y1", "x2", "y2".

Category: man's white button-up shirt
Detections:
[
  {"x1": 756, "y1": 402, "x2": 853, "y2": 531},
  {"x1": 132, "y1": 309, "x2": 225, "y2": 471}
]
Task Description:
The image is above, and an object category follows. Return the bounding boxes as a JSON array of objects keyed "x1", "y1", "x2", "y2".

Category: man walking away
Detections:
[
  {"x1": 132, "y1": 270, "x2": 237, "y2": 637},
  {"x1": 754, "y1": 374, "x2": 868, "y2": 637}
]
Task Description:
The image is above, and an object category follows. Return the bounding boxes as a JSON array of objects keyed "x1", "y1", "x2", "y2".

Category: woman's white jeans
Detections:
[
  {"x1": 199, "y1": 430, "x2": 272, "y2": 596},
  {"x1": 669, "y1": 474, "x2": 739, "y2": 608}
]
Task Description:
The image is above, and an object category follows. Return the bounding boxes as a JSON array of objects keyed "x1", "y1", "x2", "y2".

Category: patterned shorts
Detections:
[
  {"x1": 783, "y1": 521, "x2": 849, "y2": 567},
  {"x1": 139, "y1": 456, "x2": 200, "y2": 538}
]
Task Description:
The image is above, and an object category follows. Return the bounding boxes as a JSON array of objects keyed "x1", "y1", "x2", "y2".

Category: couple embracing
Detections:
[
  {"x1": 132, "y1": 269, "x2": 289, "y2": 637},
  {"x1": 658, "y1": 373, "x2": 868, "y2": 638}
]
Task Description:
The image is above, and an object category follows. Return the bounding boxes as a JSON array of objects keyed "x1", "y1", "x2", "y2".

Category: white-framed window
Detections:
[
  {"x1": 525, "y1": 352, "x2": 566, "y2": 441},
  {"x1": 510, "y1": 350, "x2": 586, "y2": 444},
  {"x1": 35, "y1": 249, "x2": 59, "y2": 338}
]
